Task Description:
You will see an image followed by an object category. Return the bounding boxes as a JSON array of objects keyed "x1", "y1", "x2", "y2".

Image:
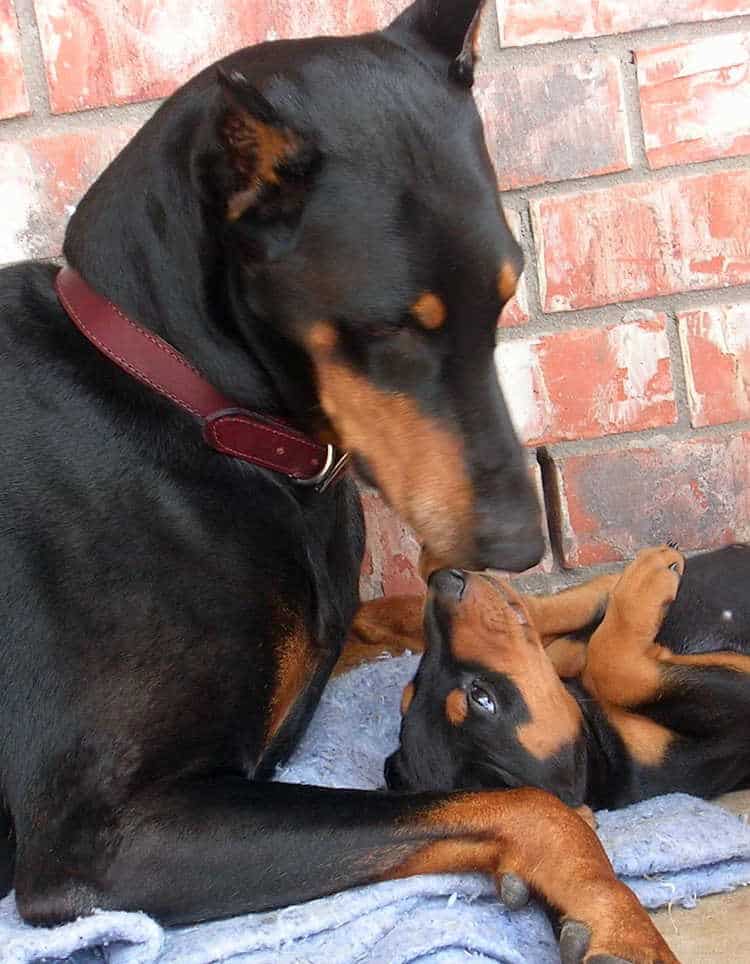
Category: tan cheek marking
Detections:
[
  {"x1": 307, "y1": 321, "x2": 338, "y2": 352},
  {"x1": 401, "y1": 682, "x2": 415, "y2": 716},
  {"x1": 515, "y1": 679, "x2": 583, "y2": 759},
  {"x1": 412, "y1": 293, "x2": 447, "y2": 330},
  {"x1": 605, "y1": 706, "x2": 673, "y2": 767},
  {"x1": 498, "y1": 262, "x2": 519, "y2": 303},
  {"x1": 308, "y1": 355, "x2": 474, "y2": 562},
  {"x1": 445, "y1": 688, "x2": 468, "y2": 726}
]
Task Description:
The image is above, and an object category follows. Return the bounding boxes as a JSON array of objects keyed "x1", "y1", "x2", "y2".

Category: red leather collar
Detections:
[{"x1": 55, "y1": 267, "x2": 349, "y2": 490}]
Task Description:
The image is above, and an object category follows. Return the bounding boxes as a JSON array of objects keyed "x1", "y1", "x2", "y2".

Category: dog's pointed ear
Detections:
[
  {"x1": 389, "y1": 0, "x2": 487, "y2": 87},
  {"x1": 216, "y1": 67, "x2": 320, "y2": 222}
]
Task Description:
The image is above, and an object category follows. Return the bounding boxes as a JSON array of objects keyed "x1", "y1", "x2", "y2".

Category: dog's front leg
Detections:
[{"x1": 15, "y1": 778, "x2": 675, "y2": 962}]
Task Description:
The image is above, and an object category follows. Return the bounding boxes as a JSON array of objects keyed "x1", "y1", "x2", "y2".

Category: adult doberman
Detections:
[
  {"x1": 0, "y1": 1, "x2": 675, "y2": 959},
  {"x1": 385, "y1": 544, "x2": 750, "y2": 810}
]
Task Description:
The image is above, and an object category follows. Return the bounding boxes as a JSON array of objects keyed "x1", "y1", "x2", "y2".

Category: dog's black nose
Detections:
[{"x1": 428, "y1": 568, "x2": 466, "y2": 599}]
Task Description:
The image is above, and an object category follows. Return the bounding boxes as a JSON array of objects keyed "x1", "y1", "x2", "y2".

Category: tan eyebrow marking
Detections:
[
  {"x1": 307, "y1": 321, "x2": 338, "y2": 352},
  {"x1": 498, "y1": 263, "x2": 519, "y2": 302},
  {"x1": 412, "y1": 293, "x2": 447, "y2": 330},
  {"x1": 445, "y1": 688, "x2": 468, "y2": 726}
]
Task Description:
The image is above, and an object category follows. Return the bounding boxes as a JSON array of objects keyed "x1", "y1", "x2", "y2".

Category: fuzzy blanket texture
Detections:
[{"x1": 3, "y1": 654, "x2": 750, "y2": 964}]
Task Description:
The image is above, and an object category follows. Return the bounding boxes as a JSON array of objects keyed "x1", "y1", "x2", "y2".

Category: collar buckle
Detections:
[{"x1": 295, "y1": 446, "x2": 352, "y2": 493}]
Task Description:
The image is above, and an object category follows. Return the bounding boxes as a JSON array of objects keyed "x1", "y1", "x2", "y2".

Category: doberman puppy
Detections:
[
  {"x1": 386, "y1": 544, "x2": 750, "y2": 812},
  {"x1": 0, "y1": 1, "x2": 676, "y2": 958}
]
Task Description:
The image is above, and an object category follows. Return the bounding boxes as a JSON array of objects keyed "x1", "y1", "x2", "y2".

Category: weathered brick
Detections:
[
  {"x1": 498, "y1": 0, "x2": 750, "y2": 47},
  {"x1": 475, "y1": 57, "x2": 630, "y2": 191},
  {"x1": 533, "y1": 170, "x2": 750, "y2": 312},
  {"x1": 499, "y1": 283, "x2": 529, "y2": 328},
  {"x1": 678, "y1": 303, "x2": 750, "y2": 427},
  {"x1": 495, "y1": 316, "x2": 676, "y2": 446},
  {"x1": 33, "y1": 0, "x2": 403, "y2": 113},
  {"x1": 552, "y1": 433, "x2": 750, "y2": 568},
  {"x1": 0, "y1": 0, "x2": 28, "y2": 119},
  {"x1": 637, "y1": 34, "x2": 750, "y2": 169},
  {"x1": 359, "y1": 489, "x2": 422, "y2": 601},
  {"x1": 499, "y1": 208, "x2": 529, "y2": 327},
  {"x1": 0, "y1": 127, "x2": 136, "y2": 266}
]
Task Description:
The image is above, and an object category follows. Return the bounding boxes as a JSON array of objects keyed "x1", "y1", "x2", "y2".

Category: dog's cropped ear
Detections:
[
  {"x1": 389, "y1": 0, "x2": 487, "y2": 87},
  {"x1": 216, "y1": 68, "x2": 320, "y2": 222}
]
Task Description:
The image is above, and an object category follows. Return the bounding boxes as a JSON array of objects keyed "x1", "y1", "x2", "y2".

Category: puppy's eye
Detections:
[{"x1": 469, "y1": 681, "x2": 497, "y2": 715}]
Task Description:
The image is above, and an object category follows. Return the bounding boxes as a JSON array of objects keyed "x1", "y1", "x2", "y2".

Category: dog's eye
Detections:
[{"x1": 468, "y1": 681, "x2": 497, "y2": 715}]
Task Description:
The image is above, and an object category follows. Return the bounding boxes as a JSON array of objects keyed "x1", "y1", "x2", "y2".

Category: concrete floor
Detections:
[{"x1": 651, "y1": 790, "x2": 750, "y2": 963}]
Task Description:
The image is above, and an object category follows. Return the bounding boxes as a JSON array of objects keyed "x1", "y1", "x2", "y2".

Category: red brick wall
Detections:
[{"x1": 1, "y1": 1, "x2": 748, "y2": 596}]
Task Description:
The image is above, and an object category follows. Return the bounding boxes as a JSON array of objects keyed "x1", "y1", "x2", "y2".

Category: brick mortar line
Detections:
[
  {"x1": 485, "y1": 11, "x2": 750, "y2": 67},
  {"x1": 663, "y1": 308, "x2": 693, "y2": 430},
  {"x1": 500, "y1": 150, "x2": 750, "y2": 210},
  {"x1": 0, "y1": 99, "x2": 162, "y2": 142},
  {"x1": 618, "y1": 45, "x2": 649, "y2": 173},
  {"x1": 508, "y1": 201, "x2": 546, "y2": 320},
  {"x1": 496, "y1": 281, "x2": 750, "y2": 338},
  {"x1": 530, "y1": 416, "x2": 750, "y2": 459},
  {"x1": 12, "y1": 0, "x2": 50, "y2": 118}
]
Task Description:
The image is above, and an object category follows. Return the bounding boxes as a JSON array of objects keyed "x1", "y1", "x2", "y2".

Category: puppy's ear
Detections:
[
  {"x1": 388, "y1": 0, "x2": 487, "y2": 87},
  {"x1": 216, "y1": 68, "x2": 320, "y2": 222}
]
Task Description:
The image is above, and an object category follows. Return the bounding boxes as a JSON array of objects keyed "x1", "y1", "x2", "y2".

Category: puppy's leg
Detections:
[
  {"x1": 584, "y1": 546, "x2": 750, "y2": 707},
  {"x1": 523, "y1": 575, "x2": 619, "y2": 643},
  {"x1": 334, "y1": 595, "x2": 425, "y2": 676}
]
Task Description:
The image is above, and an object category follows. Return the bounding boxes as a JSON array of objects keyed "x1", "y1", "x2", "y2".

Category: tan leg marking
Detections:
[
  {"x1": 386, "y1": 788, "x2": 677, "y2": 963},
  {"x1": 333, "y1": 596, "x2": 425, "y2": 677},
  {"x1": 266, "y1": 614, "x2": 317, "y2": 744},
  {"x1": 605, "y1": 706, "x2": 674, "y2": 767},
  {"x1": 523, "y1": 574, "x2": 619, "y2": 641},
  {"x1": 546, "y1": 637, "x2": 588, "y2": 679},
  {"x1": 577, "y1": 547, "x2": 684, "y2": 767},
  {"x1": 583, "y1": 546, "x2": 685, "y2": 708}
]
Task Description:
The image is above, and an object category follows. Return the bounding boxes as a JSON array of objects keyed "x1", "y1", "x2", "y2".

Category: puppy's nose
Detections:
[{"x1": 428, "y1": 568, "x2": 466, "y2": 599}]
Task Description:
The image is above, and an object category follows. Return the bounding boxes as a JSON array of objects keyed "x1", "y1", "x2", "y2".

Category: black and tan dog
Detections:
[
  {"x1": 0, "y1": 1, "x2": 676, "y2": 959},
  {"x1": 385, "y1": 544, "x2": 750, "y2": 813}
]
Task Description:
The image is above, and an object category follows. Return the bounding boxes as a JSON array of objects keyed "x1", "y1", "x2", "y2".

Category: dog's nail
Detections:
[
  {"x1": 559, "y1": 920, "x2": 592, "y2": 963},
  {"x1": 500, "y1": 873, "x2": 530, "y2": 911}
]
